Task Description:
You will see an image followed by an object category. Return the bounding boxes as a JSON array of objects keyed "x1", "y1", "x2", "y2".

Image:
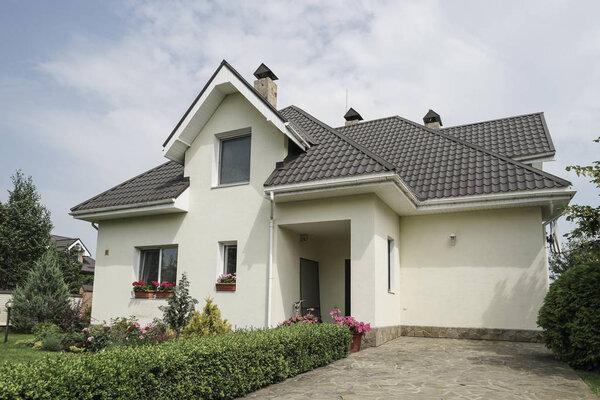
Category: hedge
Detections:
[
  {"x1": 537, "y1": 263, "x2": 600, "y2": 370},
  {"x1": 0, "y1": 324, "x2": 351, "y2": 399}
]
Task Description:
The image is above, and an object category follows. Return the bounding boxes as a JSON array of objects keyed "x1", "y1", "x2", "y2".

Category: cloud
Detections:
[{"x1": 1, "y1": 0, "x2": 599, "y2": 254}]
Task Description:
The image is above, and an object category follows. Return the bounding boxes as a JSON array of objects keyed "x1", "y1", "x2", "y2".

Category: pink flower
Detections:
[
  {"x1": 139, "y1": 335, "x2": 144, "y2": 339},
  {"x1": 87, "y1": 336, "x2": 94, "y2": 342}
]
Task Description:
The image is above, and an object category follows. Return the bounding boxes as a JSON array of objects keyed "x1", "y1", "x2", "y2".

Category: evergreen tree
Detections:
[
  {"x1": 11, "y1": 249, "x2": 71, "y2": 331},
  {"x1": 182, "y1": 298, "x2": 231, "y2": 338},
  {"x1": 160, "y1": 273, "x2": 198, "y2": 337},
  {"x1": 0, "y1": 170, "x2": 53, "y2": 289},
  {"x1": 55, "y1": 246, "x2": 93, "y2": 293}
]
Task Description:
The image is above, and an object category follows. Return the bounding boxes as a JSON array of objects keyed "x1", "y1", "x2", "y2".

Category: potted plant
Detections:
[
  {"x1": 215, "y1": 273, "x2": 236, "y2": 291},
  {"x1": 153, "y1": 281, "x2": 176, "y2": 298},
  {"x1": 330, "y1": 308, "x2": 371, "y2": 353},
  {"x1": 132, "y1": 280, "x2": 154, "y2": 298}
]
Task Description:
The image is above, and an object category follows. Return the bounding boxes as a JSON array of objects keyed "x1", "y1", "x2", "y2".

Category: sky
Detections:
[{"x1": 1, "y1": 0, "x2": 599, "y2": 257}]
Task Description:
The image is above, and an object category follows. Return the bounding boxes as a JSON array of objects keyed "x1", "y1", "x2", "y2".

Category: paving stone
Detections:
[{"x1": 242, "y1": 336, "x2": 597, "y2": 400}]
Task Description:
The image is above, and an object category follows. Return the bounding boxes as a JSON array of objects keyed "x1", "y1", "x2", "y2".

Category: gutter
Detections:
[
  {"x1": 267, "y1": 191, "x2": 275, "y2": 327},
  {"x1": 70, "y1": 198, "x2": 176, "y2": 216}
]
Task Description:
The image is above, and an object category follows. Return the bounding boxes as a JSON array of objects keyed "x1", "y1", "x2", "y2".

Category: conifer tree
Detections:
[{"x1": 160, "y1": 273, "x2": 198, "y2": 337}]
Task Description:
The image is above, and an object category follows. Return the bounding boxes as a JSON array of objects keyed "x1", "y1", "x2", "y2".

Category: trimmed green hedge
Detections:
[{"x1": 0, "y1": 324, "x2": 350, "y2": 399}]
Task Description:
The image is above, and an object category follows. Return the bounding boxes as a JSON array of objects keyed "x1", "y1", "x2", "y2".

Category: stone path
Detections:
[{"x1": 243, "y1": 336, "x2": 597, "y2": 400}]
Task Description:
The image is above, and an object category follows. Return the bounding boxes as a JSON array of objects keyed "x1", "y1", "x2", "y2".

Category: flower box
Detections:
[
  {"x1": 134, "y1": 290, "x2": 155, "y2": 299},
  {"x1": 216, "y1": 282, "x2": 236, "y2": 292},
  {"x1": 350, "y1": 333, "x2": 363, "y2": 353},
  {"x1": 155, "y1": 291, "x2": 173, "y2": 299}
]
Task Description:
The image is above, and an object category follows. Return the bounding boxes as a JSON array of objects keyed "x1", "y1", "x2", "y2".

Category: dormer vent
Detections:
[
  {"x1": 253, "y1": 63, "x2": 278, "y2": 108},
  {"x1": 344, "y1": 107, "x2": 363, "y2": 126},
  {"x1": 423, "y1": 109, "x2": 442, "y2": 129}
]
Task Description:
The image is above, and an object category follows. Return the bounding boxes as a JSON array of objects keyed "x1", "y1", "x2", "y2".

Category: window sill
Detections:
[{"x1": 211, "y1": 182, "x2": 249, "y2": 190}]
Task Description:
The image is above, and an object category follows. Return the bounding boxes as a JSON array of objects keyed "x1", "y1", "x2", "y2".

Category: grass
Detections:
[
  {"x1": 0, "y1": 331, "x2": 63, "y2": 364},
  {"x1": 578, "y1": 370, "x2": 600, "y2": 398}
]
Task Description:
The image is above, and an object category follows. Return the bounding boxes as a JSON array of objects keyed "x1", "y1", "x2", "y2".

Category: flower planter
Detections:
[
  {"x1": 155, "y1": 291, "x2": 173, "y2": 298},
  {"x1": 350, "y1": 333, "x2": 363, "y2": 353},
  {"x1": 134, "y1": 290, "x2": 155, "y2": 299},
  {"x1": 216, "y1": 282, "x2": 236, "y2": 292}
]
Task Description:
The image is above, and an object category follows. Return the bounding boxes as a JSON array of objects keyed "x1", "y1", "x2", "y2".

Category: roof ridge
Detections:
[
  {"x1": 286, "y1": 105, "x2": 397, "y2": 171},
  {"x1": 392, "y1": 115, "x2": 571, "y2": 187},
  {"x1": 163, "y1": 60, "x2": 288, "y2": 148},
  {"x1": 441, "y1": 111, "x2": 544, "y2": 131},
  {"x1": 70, "y1": 161, "x2": 182, "y2": 212}
]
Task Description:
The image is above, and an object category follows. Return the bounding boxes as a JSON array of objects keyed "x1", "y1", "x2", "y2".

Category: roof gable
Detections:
[{"x1": 162, "y1": 60, "x2": 311, "y2": 164}]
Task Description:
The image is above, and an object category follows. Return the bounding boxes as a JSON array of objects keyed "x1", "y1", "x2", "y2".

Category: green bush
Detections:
[
  {"x1": 41, "y1": 333, "x2": 63, "y2": 352},
  {"x1": 537, "y1": 263, "x2": 600, "y2": 370},
  {"x1": 0, "y1": 324, "x2": 350, "y2": 399},
  {"x1": 32, "y1": 322, "x2": 62, "y2": 342},
  {"x1": 183, "y1": 298, "x2": 231, "y2": 338}
]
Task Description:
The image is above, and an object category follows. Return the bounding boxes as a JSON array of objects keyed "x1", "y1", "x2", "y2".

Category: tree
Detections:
[
  {"x1": 159, "y1": 273, "x2": 198, "y2": 337},
  {"x1": 182, "y1": 298, "x2": 231, "y2": 338},
  {"x1": 0, "y1": 170, "x2": 53, "y2": 289},
  {"x1": 55, "y1": 246, "x2": 93, "y2": 293},
  {"x1": 11, "y1": 249, "x2": 71, "y2": 331},
  {"x1": 549, "y1": 237, "x2": 600, "y2": 280}
]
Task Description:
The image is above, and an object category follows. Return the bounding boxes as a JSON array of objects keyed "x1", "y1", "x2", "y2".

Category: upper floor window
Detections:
[
  {"x1": 220, "y1": 242, "x2": 237, "y2": 275},
  {"x1": 219, "y1": 134, "x2": 251, "y2": 185},
  {"x1": 139, "y1": 246, "x2": 178, "y2": 283}
]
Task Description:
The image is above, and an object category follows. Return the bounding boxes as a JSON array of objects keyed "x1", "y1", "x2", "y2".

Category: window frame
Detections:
[
  {"x1": 219, "y1": 241, "x2": 238, "y2": 277},
  {"x1": 137, "y1": 245, "x2": 178, "y2": 284},
  {"x1": 387, "y1": 238, "x2": 395, "y2": 294},
  {"x1": 213, "y1": 128, "x2": 252, "y2": 188}
]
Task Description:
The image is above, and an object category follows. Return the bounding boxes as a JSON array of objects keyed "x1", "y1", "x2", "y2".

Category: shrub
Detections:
[
  {"x1": 160, "y1": 272, "x2": 198, "y2": 337},
  {"x1": 41, "y1": 333, "x2": 63, "y2": 352},
  {"x1": 281, "y1": 313, "x2": 319, "y2": 326},
  {"x1": 183, "y1": 298, "x2": 231, "y2": 338},
  {"x1": 0, "y1": 324, "x2": 350, "y2": 399},
  {"x1": 10, "y1": 250, "x2": 71, "y2": 331},
  {"x1": 32, "y1": 322, "x2": 62, "y2": 342},
  {"x1": 537, "y1": 263, "x2": 600, "y2": 370}
]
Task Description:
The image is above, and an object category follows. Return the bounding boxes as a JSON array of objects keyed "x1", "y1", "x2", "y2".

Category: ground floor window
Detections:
[
  {"x1": 139, "y1": 246, "x2": 178, "y2": 283},
  {"x1": 387, "y1": 238, "x2": 395, "y2": 293}
]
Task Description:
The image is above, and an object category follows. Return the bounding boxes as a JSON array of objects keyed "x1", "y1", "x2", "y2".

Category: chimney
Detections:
[
  {"x1": 344, "y1": 107, "x2": 363, "y2": 126},
  {"x1": 423, "y1": 109, "x2": 442, "y2": 129},
  {"x1": 253, "y1": 63, "x2": 278, "y2": 108}
]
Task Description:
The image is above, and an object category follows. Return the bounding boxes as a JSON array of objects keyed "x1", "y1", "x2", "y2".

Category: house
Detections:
[
  {"x1": 50, "y1": 234, "x2": 95, "y2": 276},
  {"x1": 70, "y1": 60, "x2": 574, "y2": 346}
]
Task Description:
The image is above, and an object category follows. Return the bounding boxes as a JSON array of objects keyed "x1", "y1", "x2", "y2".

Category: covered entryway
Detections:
[{"x1": 276, "y1": 220, "x2": 351, "y2": 322}]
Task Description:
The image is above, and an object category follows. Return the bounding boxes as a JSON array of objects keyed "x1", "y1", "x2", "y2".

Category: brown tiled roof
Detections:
[
  {"x1": 71, "y1": 162, "x2": 189, "y2": 212},
  {"x1": 440, "y1": 112, "x2": 555, "y2": 159},
  {"x1": 266, "y1": 109, "x2": 570, "y2": 200}
]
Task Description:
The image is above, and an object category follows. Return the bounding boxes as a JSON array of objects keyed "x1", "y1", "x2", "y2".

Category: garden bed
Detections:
[{"x1": 0, "y1": 324, "x2": 350, "y2": 399}]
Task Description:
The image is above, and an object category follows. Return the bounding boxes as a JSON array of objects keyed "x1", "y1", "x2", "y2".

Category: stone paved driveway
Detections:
[{"x1": 243, "y1": 337, "x2": 597, "y2": 400}]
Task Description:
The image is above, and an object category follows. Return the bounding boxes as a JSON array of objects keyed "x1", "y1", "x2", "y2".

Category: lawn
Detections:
[
  {"x1": 0, "y1": 331, "x2": 63, "y2": 364},
  {"x1": 578, "y1": 370, "x2": 600, "y2": 398}
]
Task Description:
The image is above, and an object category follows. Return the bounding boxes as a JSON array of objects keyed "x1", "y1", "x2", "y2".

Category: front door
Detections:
[{"x1": 300, "y1": 258, "x2": 321, "y2": 320}]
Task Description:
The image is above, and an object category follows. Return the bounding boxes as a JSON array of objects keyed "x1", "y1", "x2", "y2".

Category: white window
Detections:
[
  {"x1": 219, "y1": 134, "x2": 251, "y2": 185},
  {"x1": 222, "y1": 243, "x2": 237, "y2": 275},
  {"x1": 139, "y1": 246, "x2": 178, "y2": 283},
  {"x1": 387, "y1": 238, "x2": 395, "y2": 293}
]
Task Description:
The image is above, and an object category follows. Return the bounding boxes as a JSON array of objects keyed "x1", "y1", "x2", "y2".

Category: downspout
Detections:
[{"x1": 267, "y1": 191, "x2": 275, "y2": 327}]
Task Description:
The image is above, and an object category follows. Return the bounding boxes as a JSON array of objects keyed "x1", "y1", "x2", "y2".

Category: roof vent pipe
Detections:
[
  {"x1": 423, "y1": 109, "x2": 442, "y2": 129},
  {"x1": 253, "y1": 63, "x2": 278, "y2": 108},
  {"x1": 344, "y1": 107, "x2": 363, "y2": 126}
]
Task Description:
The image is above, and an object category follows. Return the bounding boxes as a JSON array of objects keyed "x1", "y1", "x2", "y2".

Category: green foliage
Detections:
[
  {"x1": 41, "y1": 334, "x2": 63, "y2": 352},
  {"x1": 0, "y1": 324, "x2": 350, "y2": 399},
  {"x1": 31, "y1": 323, "x2": 62, "y2": 342},
  {"x1": 160, "y1": 273, "x2": 198, "y2": 337},
  {"x1": 11, "y1": 250, "x2": 71, "y2": 331},
  {"x1": 55, "y1": 246, "x2": 92, "y2": 293},
  {"x1": 182, "y1": 298, "x2": 231, "y2": 338},
  {"x1": 537, "y1": 263, "x2": 600, "y2": 370},
  {"x1": 565, "y1": 137, "x2": 600, "y2": 243},
  {"x1": 549, "y1": 237, "x2": 600, "y2": 280},
  {"x1": 0, "y1": 170, "x2": 53, "y2": 289}
]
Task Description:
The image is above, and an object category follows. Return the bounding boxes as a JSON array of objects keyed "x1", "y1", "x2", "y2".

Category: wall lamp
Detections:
[{"x1": 449, "y1": 232, "x2": 456, "y2": 246}]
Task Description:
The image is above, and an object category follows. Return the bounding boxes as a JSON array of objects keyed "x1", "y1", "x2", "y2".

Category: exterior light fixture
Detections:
[
  {"x1": 450, "y1": 233, "x2": 456, "y2": 246},
  {"x1": 4, "y1": 299, "x2": 13, "y2": 343}
]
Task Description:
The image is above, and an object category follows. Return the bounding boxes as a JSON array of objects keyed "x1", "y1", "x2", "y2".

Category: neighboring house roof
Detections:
[
  {"x1": 71, "y1": 161, "x2": 189, "y2": 212},
  {"x1": 440, "y1": 112, "x2": 555, "y2": 160},
  {"x1": 82, "y1": 256, "x2": 95, "y2": 274},
  {"x1": 50, "y1": 234, "x2": 79, "y2": 250},
  {"x1": 81, "y1": 284, "x2": 93, "y2": 292}
]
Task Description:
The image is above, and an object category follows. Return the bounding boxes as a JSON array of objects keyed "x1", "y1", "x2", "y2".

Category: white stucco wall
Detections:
[
  {"x1": 92, "y1": 93, "x2": 287, "y2": 327},
  {"x1": 398, "y1": 206, "x2": 549, "y2": 330}
]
